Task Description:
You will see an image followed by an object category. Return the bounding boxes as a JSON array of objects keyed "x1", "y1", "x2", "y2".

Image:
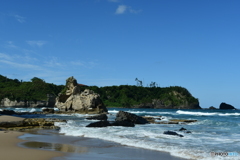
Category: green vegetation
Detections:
[
  {"x1": 80, "y1": 85, "x2": 199, "y2": 108},
  {"x1": 0, "y1": 75, "x2": 199, "y2": 108},
  {"x1": 0, "y1": 75, "x2": 64, "y2": 102}
]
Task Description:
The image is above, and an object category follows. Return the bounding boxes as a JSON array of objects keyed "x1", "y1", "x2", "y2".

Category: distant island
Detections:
[{"x1": 0, "y1": 75, "x2": 201, "y2": 109}]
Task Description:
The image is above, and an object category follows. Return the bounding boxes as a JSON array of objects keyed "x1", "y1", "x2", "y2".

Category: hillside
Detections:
[
  {"x1": 0, "y1": 75, "x2": 201, "y2": 109},
  {"x1": 81, "y1": 85, "x2": 201, "y2": 109},
  {"x1": 0, "y1": 75, "x2": 64, "y2": 102}
]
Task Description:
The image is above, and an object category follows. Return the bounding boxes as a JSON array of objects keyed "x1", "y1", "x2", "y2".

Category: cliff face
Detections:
[
  {"x1": 132, "y1": 91, "x2": 201, "y2": 109},
  {"x1": 55, "y1": 77, "x2": 108, "y2": 114},
  {"x1": 0, "y1": 95, "x2": 56, "y2": 108}
]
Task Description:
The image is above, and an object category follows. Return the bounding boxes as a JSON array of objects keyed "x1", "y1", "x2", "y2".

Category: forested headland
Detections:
[{"x1": 0, "y1": 75, "x2": 201, "y2": 109}]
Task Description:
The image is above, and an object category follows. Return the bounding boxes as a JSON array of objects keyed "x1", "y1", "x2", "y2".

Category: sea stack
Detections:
[
  {"x1": 55, "y1": 76, "x2": 108, "y2": 114},
  {"x1": 219, "y1": 102, "x2": 236, "y2": 110}
]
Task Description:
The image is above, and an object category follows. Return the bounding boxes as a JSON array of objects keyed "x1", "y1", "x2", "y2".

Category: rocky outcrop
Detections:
[
  {"x1": 85, "y1": 111, "x2": 147, "y2": 127},
  {"x1": 0, "y1": 118, "x2": 66, "y2": 131},
  {"x1": 219, "y1": 102, "x2": 236, "y2": 110},
  {"x1": 55, "y1": 76, "x2": 108, "y2": 114},
  {"x1": 143, "y1": 116, "x2": 197, "y2": 124},
  {"x1": 115, "y1": 111, "x2": 149, "y2": 124},
  {"x1": 209, "y1": 106, "x2": 217, "y2": 110}
]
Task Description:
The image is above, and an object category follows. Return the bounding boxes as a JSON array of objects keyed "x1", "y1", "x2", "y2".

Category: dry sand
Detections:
[{"x1": 0, "y1": 115, "x2": 63, "y2": 160}]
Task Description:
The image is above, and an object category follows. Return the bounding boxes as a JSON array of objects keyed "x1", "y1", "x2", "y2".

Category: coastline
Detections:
[
  {"x1": 19, "y1": 129, "x2": 188, "y2": 160},
  {"x1": 0, "y1": 115, "x2": 188, "y2": 160}
]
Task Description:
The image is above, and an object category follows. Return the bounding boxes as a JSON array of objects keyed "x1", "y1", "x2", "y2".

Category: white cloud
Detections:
[
  {"x1": 115, "y1": 5, "x2": 128, "y2": 14},
  {"x1": 115, "y1": 5, "x2": 142, "y2": 15},
  {"x1": 13, "y1": 14, "x2": 26, "y2": 23},
  {"x1": 26, "y1": 41, "x2": 47, "y2": 47}
]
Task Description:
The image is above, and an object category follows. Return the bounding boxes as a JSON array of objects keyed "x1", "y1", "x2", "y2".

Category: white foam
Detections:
[
  {"x1": 176, "y1": 110, "x2": 218, "y2": 116},
  {"x1": 108, "y1": 110, "x2": 175, "y2": 116},
  {"x1": 219, "y1": 113, "x2": 240, "y2": 116}
]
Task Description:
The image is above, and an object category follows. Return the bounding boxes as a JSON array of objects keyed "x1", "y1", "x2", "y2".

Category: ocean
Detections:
[{"x1": 2, "y1": 107, "x2": 240, "y2": 160}]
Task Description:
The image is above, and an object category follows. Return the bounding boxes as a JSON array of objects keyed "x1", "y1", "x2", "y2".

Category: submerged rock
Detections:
[
  {"x1": 163, "y1": 131, "x2": 184, "y2": 137},
  {"x1": 143, "y1": 116, "x2": 197, "y2": 124},
  {"x1": 178, "y1": 127, "x2": 192, "y2": 133}
]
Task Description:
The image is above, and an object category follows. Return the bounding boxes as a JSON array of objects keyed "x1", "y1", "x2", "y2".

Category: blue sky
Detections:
[{"x1": 0, "y1": 0, "x2": 240, "y2": 108}]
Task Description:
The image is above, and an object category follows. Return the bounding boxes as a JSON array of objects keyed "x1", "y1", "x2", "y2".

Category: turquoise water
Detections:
[{"x1": 2, "y1": 107, "x2": 240, "y2": 159}]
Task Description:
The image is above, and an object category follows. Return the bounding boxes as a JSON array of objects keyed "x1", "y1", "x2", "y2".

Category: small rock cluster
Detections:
[{"x1": 0, "y1": 118, "x2": 66, "y2": 131}]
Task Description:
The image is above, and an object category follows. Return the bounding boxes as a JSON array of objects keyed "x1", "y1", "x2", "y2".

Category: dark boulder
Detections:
[
  {"x1": 111, "y1": 120, "x2": 135, "y2": 127},
  {"x1": 115, "y1": 111, "x2": 148, "y2": 124},
  {"x1": 209, "y1": 106, "x2": 217, "y2": 110},
  {"x1": 178, "y1": 127, "x2": 191, "y2": 133},
  {"x1": 86, "y1": 121, "x2": 111, "y2": 127},
  {"x1": 0, "y1": 110, "x2": 17, "y2": 115},
  {"x1": 219, "y1": 103, "x2": 236, "y2": 110},
  {"x1": 163, "y1": 131, "x2": 184, "y2": 137},
  {"x1": 86, "y1": 114, "x2": 108, "y2": 121},
  {"x1": 179, "y1": 127, "x2": 187, "y2": 131}
]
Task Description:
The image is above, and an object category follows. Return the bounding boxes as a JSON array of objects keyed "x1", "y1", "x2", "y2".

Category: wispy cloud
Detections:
[
  {"x1": 0, "y1": 53, "x2": 41, "y2": 70},
  {"x1": 115, "y1": 5, "x2": 142, "y2": 15},
  {"x1": 129, "y1": 7, "x2": 142, "y2": 14},
  {"x1": 71, "y1": 60, "x2": 98, "y2": 69},
  {"x1": 13, "y1": 14, "x2": 26, "y2": 23},
  {"x1": 0, "y1": 59, "x2": 42, "y2": 70},
  {"x1": 5, "y1": 41, "x2": 17, "y2": 48},
  {"x1": 115, "y1": 5, "x2": 128, "y2": 14},
  {"x1": 26, "y1": 41, "x2": 47, "y2": 47},
  {"x1": 0, "y1": 52, "x2": 13, "y2": 60},
  {"x1": 44, "y1": 56, "x2": 64, "y2": 67}
]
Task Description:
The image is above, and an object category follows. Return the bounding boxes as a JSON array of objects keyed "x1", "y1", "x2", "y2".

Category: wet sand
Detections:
[
  {"x1": 0, "y1": 115, "x2": 63, "y2": 160},
  {"x1": 20, "y1": 130, "x2": 188, "y2": 160}
]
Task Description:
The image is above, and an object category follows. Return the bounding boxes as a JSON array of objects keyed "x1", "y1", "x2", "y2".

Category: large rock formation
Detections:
[
  {"x1": 219, "y1": 102, "x2": 236, "y2": 110},
  {"x1": 55, "y1": 76, "x2": 108, "y2": 114}
]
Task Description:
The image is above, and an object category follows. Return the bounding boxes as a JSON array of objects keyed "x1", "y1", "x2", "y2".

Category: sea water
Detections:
[{"x1": 3, "y1": 107, "x2": 240, "y2": 160}]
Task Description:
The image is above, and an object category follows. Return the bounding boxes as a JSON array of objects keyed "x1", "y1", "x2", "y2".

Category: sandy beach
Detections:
[
  {"x1": 0, "y1": 115, "x2": 187, "y2": 160},
  {"x1": 0, "y1": 115, "x2": 63, "y2": 160}
]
